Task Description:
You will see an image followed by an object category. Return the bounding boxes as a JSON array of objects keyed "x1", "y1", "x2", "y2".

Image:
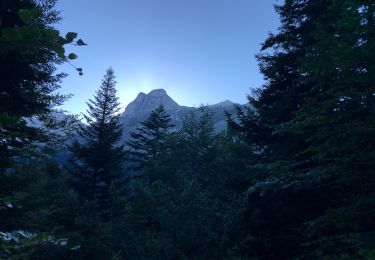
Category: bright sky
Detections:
[{"x1": 55, "y1": 0, "x2": 280, "y2": 114}]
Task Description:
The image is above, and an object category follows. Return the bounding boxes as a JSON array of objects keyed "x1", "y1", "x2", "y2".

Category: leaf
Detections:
[
  {"x1": 76, "y1": 39, "x2": 87, "y2": 46},
  {"x1": 65, "y1": 32, "x2": 78, "y2": 43},
  {"x1": 45, "y1": 29, "x2": 59, "y2": 39},
  {"x1": 76, "y1": 68, "x2": 83, "y2": 76},
  {"x1": 68, "y1": 53, "x2": 78, "y2": 60},
  {"x1": 51, "y1": 44, "x2": 65, "y2": 58},
  {"x1": 18, "y1": 9, "x2": 42, "y2": 24}
]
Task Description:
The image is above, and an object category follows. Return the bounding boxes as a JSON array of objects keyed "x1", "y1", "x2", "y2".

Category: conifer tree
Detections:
[
  {"x1": 126, "y1": 104, "x2": 174, "y2": 168},
  {"x1": 228, "y1": 0, "x2": 375, "y2": 258},
  {"x1": 0, "y1": 158, "x2": 77, "y2": 259},
  {"x1": 0, "y1": 1, "x2": 83, "y2": 257},
  {"x1": 69, "y1": 68, "x2": 125, "y2": 209},
  {"x1": 0, "y1": 0, "x2": 84, "y2": 173},
  {"x1": 177, "y1": 106, "x2": 218, "y2": 185}
]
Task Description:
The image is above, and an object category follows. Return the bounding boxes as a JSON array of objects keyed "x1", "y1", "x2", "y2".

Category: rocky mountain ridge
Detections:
[{"x1": 119, "y1": 89, "x2": 238, "y2": 140}]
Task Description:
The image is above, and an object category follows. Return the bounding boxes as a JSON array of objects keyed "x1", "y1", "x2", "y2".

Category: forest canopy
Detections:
[{"x1": 0, "y1": 0, "x2": 374, "y2": 259}]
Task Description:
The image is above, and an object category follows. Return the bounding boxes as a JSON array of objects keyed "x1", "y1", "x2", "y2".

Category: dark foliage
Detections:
[
  {"x1": 68, "y1": 68, "x2": 125, "y2": 210},
  {"x1": 126, "y1": 104, "x2": 174, "y2": 170},
  {"x1": 2, "y1": 0, "x2": 374, "y2": 259},
  {"x1": 228, "y1": 0, "x2": 375, "y2": 258}
]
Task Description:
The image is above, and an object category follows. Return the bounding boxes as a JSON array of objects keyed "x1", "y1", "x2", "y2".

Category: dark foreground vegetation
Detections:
[{"x1": 1, "y1": 0, "x2": 374, "y2": 259}]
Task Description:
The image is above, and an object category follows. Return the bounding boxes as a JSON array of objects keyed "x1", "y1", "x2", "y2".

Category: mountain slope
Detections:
[{"x1": 119, "y1": 89, "x2": 238, "y2": 140}]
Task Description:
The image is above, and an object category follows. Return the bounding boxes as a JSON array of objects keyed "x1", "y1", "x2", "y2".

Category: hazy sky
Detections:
[{"x1": 56, "y1": 0, "x2": 280, "y2": 114}]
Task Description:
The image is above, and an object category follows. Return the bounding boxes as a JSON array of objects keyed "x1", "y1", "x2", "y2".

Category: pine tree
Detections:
[
  {"x1": 0, "y1": 0, "x2": 84, "y2": 173},
  {"x1": 68, "y1": 68, "x2": 125, "y2": 209},
  {"x1": 0, "y1": 158, "x2": 77, "y2": 259},
  {"x1": 0, "y1": 1, "x2": 83, "y2": 257},
  {"x1": 126, "y1": 104, "x2": 174, "y2": 169},
  {"x1": 228, "y1": 0, "x2": 375, "y2": 258},
  {"x1": 177, "y1": 107, "x2": 218, "y2": 184},
  {"x1": 281, "y1": 1, "x2": 375, "y2": 257}
]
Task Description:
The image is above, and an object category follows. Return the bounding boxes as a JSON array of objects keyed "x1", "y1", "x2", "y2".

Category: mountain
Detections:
[
  {"x1": 48, "y1": 89, "x2": 238, "y2": 163},
  {"x1": 119, "y1": 89, "x2": 238, "y2": 140},
  {"x1": 31, "y1": 89, "x2": 238, "y2": 143},
  {"x1": 122, "y1": 89, "x2": 180, "y2": 117}
]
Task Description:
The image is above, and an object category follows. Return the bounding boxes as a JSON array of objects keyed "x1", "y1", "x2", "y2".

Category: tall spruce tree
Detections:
[
  {"x1": 69, "y1": 68, "x2": 125, "y2": 208},
  {"x1": 126, "y1": 104, "x2": 174, "y2": 169},
  {"x1": 177, "y1": 106, "x2": 218, "y2": 187},
  {"x1": 0, "y1": 1, "x2": 84, "y2": 257},
  {"x1": 280, "y1": 1, "x2": 375, "y2": 257},
  {"x1": 178, "y1": 107, "x2": 215, "y2": 170},
  {"x1": 0, "y1": 0, "x2": 84, "y2": 173},
  {"x1": 228, "y1": 0, "x2": 375, "y2": 258}
]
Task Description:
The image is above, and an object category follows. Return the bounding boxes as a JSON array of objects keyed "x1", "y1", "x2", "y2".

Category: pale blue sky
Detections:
[{"x1": 56, "y1": 0, "x2": 280, "y2": 114}]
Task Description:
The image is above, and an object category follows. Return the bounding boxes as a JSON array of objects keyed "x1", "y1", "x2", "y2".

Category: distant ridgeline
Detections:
[
  {"x1": 31, "y1": 89, "x2": 240, "y2": 140},
  {"x1": 48, "y1": 89, "x2": 241, "y2": 162},
  {"x1": 119, "y1": 89, "x2": 240, "y2": 141}
]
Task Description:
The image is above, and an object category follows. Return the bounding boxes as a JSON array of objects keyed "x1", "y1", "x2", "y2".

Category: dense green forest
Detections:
[{"x1": 1, "y1": 0, "x2": 374, "y2": 259}]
